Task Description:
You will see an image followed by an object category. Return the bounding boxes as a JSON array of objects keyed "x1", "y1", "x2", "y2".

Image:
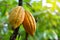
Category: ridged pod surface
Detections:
[
  {"x1": 9, "y1": 6, "x2": 25, "y2": 29},
  {"x1": 23, "y1": 10, "x2": 36, "y2": 36}
]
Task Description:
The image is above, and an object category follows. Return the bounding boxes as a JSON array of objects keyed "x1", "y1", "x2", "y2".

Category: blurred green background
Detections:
[{"x1": 0, "y1": 0, "x2": 60, "y2": 40}]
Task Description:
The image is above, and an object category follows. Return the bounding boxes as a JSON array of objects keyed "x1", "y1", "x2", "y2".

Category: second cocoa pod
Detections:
[{"x1": 23, "y1": 10, "x2": 36, "y2": 36}]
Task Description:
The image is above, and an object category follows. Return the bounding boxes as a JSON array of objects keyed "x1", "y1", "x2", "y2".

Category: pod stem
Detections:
[{"x1": 19, "y1": 0, "x2": 22, "y2": 6}]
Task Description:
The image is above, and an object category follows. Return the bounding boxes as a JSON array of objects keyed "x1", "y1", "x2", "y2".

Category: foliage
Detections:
[{"x1": 0, "y1": 0, "x2": 60, "y2": 40}]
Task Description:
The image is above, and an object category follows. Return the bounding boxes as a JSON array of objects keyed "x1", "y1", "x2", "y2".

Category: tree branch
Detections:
[{"x1": 10, "y1": 27, "x2": 19, "y2": 40}]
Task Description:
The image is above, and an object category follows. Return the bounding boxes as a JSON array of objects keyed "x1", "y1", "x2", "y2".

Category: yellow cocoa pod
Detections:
[
  {"x1": 9, "y1": 6, "x2": 25, "y2": 29},
  {"x1": 23, "y1": 10, "x2": 36, "y2": 36}
]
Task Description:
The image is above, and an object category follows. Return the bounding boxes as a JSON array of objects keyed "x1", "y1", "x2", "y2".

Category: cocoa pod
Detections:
[
  {"x1": 9, "y1": 6, "x2": 25, "y2": 29},
  {"x1": 23, "y1": 10, "x2": 36, "y2": 36}
]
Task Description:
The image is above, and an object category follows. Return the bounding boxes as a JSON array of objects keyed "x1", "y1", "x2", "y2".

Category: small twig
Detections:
[{"x1": 25, "y1": 32, "x2": 28, "y2": 40}]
